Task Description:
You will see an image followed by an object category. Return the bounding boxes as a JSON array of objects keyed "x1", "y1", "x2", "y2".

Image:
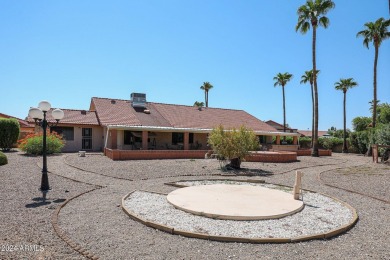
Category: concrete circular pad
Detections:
[{"x1": 167, "y1": 184, "x2": 304, "y2": 220}]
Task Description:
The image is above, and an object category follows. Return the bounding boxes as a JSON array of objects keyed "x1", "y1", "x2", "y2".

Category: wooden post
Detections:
[
  {"x1": 372, "y1": 144, "x2": 378, "y2": 163},
  {"x1": 293, "y1": 171, "x2": 303, "y2": 200}
]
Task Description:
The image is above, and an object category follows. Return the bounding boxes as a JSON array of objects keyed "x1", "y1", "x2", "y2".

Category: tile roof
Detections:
[
  {"x1": 27, "y1": 109, "x2": 99, "y2": 126},
  {"x1": 298, "y1": 130, "x2": 329, "y2": 137},
  {"x1": 91, "y1": 97, "x2": 278, "y2": 132},
  {"x1": 265, "y1": 120, "x2": 297, "y2": 131}
]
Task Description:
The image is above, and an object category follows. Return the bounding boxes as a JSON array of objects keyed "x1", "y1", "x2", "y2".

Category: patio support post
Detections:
[
  {"x1": 184, "y1": 132, "x2": 189, "y2": 150},
  {"x1": 293, "y1": 136, "x2": 298, "y2": 145},
  {"x1": 142, "y1": 131, "x2": 148, "y2": 150},
  {"x1": 276, "y1": 136, "x2": 281, "y2": 145},
  {"x1": 111, "y1": 130, "x2": 117, "y2": 149}
]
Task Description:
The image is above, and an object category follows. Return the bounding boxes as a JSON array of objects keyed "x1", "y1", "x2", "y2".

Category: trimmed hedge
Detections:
[
  {"x1": 0, "y1": 118, "x2": 20, "y2": 151},
  {"x1": 0, "y1": 151, "x2": 7, "y2": 166}
]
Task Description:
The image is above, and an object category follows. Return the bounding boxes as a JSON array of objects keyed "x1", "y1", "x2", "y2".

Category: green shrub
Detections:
[
  {"x1": 0, "y1": 151, "x2": 7, "y2": 166},
  {"x1": 272, "y1": 136, "x2": 294, "y2": 144},
  {"x1": 0, "y1": 118, "x2": 20, "y2": 151},
  {"x1": 318, "y1": 137, "x2": 343, "y2": 150},
  {"x1": 299, "y1": 137, "x2": 311, "y2": 148},
  {"x1": 18, "y1": 132, "x2": 65, "y2": 155},
  {"x1": 376, "y1": 124, "x2": 390, "y2": 156},
  {"x1": 208, "y1": 125, "x2": 259, "y2": 169}
]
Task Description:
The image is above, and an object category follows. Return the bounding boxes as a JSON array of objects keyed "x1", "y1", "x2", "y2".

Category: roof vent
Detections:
[
  {"x1": 81, "y1": 110, "x2": 87, "y2": 115},
  {"x1": 144, "y1": 109, "x2": 151, "y2": 114},
  {"x1": 111, "y1": 100, "x2": 116, "y2": 104},
  {"x1": 131, "y1": 93, "x2": 146, "y2": 108}
]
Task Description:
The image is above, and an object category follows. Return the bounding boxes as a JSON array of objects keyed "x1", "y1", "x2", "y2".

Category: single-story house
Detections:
[{"x1": 28, "y1": 93, "x2": 301, "y2": 158}]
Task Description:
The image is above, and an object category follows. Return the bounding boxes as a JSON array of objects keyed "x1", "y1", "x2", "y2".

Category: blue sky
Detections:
[{"x1": 1, "y1": 0, "x2": 389, "y2": 131}]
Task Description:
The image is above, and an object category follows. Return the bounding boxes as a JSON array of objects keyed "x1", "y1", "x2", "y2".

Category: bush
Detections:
[
  {"x1": 318, "y1": 137, "x2": 343, "y2": 150},
  {"x1": 299, "y1": 137, "x2": 311, "y2": 148},
  {"x1": 208, "y1": 125, "x2": 259, "y2": 169},
  {"x1": 18, "y1": 132, "x2": 65, "y2": 155},
  {"x1": 0, "y1": 151, "x2": 7, "y2": 166},
  {"x1": 272, "y1": 136, "x2": 294, "y2": 144},
  {"x1": 0, "y1": 118, "x2": 20, "y2": 151}
]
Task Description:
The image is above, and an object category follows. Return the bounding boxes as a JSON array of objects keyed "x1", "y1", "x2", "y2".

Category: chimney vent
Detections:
[
  {"x1": 111, "y1": 100, "x2": 116, "y2": 104},
  {"x1": 131, "y1": 93, "x2": 147, "y2": 108}
]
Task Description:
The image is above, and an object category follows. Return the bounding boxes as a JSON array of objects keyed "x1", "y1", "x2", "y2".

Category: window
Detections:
[
  {"x1": 189, "y1": 133, "x2": 194, "y2": 144},
  {"x1": 124, "y1": 131, "x2": 142, "y2": 145},
  {"x1": 172, "y1": 132, "x2": 184, "y2": 145},
  {"x1": 51, "y1": 127, "x2": 74, "y2": 141}
]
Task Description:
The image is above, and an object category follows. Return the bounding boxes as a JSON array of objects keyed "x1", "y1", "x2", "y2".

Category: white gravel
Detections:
[{"x1": 124, "y1": 181, "x2": 354, "y2": 239}]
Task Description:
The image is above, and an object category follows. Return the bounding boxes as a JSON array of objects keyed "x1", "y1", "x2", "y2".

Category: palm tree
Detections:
[
  {"x1": 357, "y1": 17, "x2": 390, "y2": 128},
  {"x1": 193, "y1": 101, "x2": 204, "y2": 110},
  {"x1": 334, "y1": 78, "x2": 358, "y2": 153},
  {"x1": 300, "y1": 69, "x2": 320, "y2": 146},
  {"x1": 296, "y1": 0, "x2": 335, "y2": 157},
  {"x1": 273, "y1": 72, "x2": 293, "y2": 139},
  {"x1": 200, "y1": 82, "x2": 214, "y2": 107}
]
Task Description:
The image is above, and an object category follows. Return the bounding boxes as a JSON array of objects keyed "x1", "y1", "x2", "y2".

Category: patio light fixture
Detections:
[{"x1": 29, "y1": 101, "x2": 64, "y2": 200}]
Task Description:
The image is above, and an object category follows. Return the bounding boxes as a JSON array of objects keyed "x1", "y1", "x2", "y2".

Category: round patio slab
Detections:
[{"x1": 166, "y1": 184, "x2": 304, "y2": 220}]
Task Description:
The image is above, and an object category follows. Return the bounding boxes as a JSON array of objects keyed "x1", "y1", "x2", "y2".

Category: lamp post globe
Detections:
[
  {"x1": 38, "y1": 101, "x2": 51, "y2": 112},
  {"x1": 28, "y1": 107, "x2": 43, "y2": 120},
  {"x1": 52, "y1": 108, "x2": 65, "y2": 121}
]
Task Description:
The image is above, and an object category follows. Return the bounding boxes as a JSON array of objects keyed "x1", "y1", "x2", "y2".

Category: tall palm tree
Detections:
[
  {"x1": 273, "y1": 72, "x2": 293, "y2": 138},
  {"x1": 335, "y1": 78, "x2": 358, "y2": 153},
  {"x1": 296, "y1": 0, "x2": 335, "y2": 157},
  {"x1": 357, "y1": 17, "x2": 390, "y2": 128},
  {"x1": 300, "y1": 69, "x2": 320, "y2": 146},
  {"x1": 200, "y1": 82, "x2": 214, "y2": 107}
]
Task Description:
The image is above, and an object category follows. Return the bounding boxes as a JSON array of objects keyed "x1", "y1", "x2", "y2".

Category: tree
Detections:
[
  {"x1": 352, "y1": 116, "x2": 371, "y2": 132},
  {"x1": 377, "y1": 102, "x2": 390, "y2": 125},
  {"x1": 273, "y1": 72, "x2": 293, "y2": 139},
  {"x1": 193, "y1": 101, "x2": 204, "y2": 110},
  {"x1": 357, "y1": 17, "x2": 390, "y2": 128},
  {"x1": 334, "y1": 78, "x2": 358, "y2": 153},
  {"x1": 296, "y1": 0, "x2": 335, "y2": 157},
  {"x1": 200, "y1": 82, "x2": 214, "y2": 108},
  {"x1": 0, "y1": 118, "x2": 20, "y2": 151},
  {"x1": 208, "y1": 125, "x2": 259, "y2": 169},
  {"x1": 300, "y1": 69, "x2": 320, "y2": 146}
]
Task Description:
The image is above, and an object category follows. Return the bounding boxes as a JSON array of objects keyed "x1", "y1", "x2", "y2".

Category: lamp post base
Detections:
[{"x1": 39, "y1": 188, "x2": 51, "y2": 201}]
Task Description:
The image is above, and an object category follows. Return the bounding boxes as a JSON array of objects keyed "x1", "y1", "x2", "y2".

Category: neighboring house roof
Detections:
[
  {"x1": 91, "y1": 97, "x2": 279, "y2": 133},
  {"x1": 27, "y1": 109, "x2": 99, "y2": 126},
  {"x1": 0, "y1": 113, "x2": 34, "y2": 128},
  {"x1": 265, "y1": 120, "x2": 297, "y2": 132},
  {"x1": 298, "y1": 130, "x2": 329, "y2": 137}
]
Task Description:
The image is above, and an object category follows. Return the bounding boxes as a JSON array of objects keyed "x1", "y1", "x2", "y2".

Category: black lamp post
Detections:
[{"x1": 29, "y1": 101, "x2": 64, "y2": 200}]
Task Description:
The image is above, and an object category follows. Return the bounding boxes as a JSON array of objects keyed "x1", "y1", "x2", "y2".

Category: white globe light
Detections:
[
  {"x1": 52, "y1": 108, "x2": 64, "y2": 120},
  {"x1": 29, "y1": 107, "x2": 44, "y2": 120},
  {"x1": 38, "y1": 101, "x2": 51, "y2": 112}
]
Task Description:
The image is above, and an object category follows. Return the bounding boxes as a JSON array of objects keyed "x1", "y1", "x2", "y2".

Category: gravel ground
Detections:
[
  {"x1": 124, "y1": 187, "x2": 353, "y2": 239},
  {"x1": 1, "y1": 151, "x2": 389, "y2": 259}
]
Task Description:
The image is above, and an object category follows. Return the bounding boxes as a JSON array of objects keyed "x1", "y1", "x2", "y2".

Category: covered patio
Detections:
[{"x1": 103, "y1": 125, "x2": 301, "y2": 160}]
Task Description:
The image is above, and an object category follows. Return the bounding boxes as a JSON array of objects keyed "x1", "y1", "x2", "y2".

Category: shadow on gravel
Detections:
[
  {"x1": 221, "y1": 168, "x2": 273, "y2": 176},
  {"x1": 25, "y1": 201, "x2": 51, "y2": 208}
]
